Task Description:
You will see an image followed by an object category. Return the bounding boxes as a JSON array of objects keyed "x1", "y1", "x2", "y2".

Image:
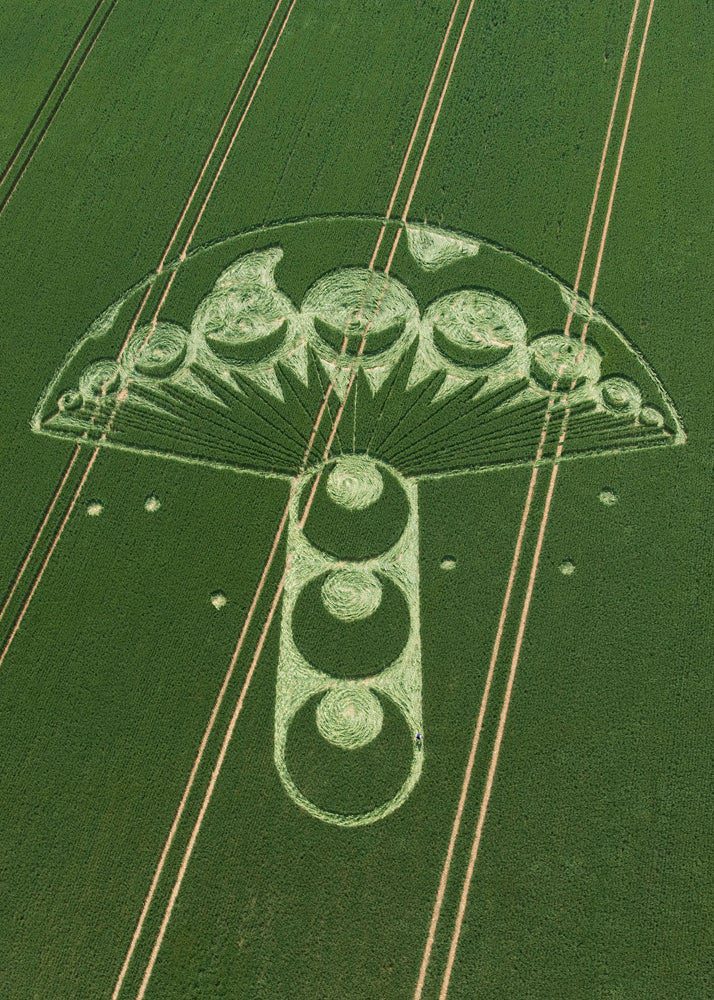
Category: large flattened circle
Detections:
[
  {"x1": 299, "y1": 459, "x2": 410, "y2": 561},
  {"x1": 283, "y1": 690, "x2": 415, "y2": 819},
  {"x1": 292, "y1": 570, "x2": 410, "y2": 679},
  {"x1": 302, "y1": 267, "x2": 417, "y2": 357}
]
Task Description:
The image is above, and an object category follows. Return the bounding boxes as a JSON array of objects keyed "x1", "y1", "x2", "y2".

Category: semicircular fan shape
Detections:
[{"x1": 33, "y1": 217, "x2": 684, "y2": 481}]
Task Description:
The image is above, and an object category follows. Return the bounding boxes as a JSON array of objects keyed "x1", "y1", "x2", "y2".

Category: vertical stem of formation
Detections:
[{"x1": 275, "y1": 456, "x2": 423, "y2": 827}]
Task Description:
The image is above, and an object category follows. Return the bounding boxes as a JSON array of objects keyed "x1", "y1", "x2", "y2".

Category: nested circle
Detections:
[
  {"x1": 284, "y1": 690, "x2": 414, "y2": 818},
  {"x1": 315, "y1": 686, "x2": 384, "y2": 750},
  {"x1": 427, "y1": 289, "x2": 526, "y2": 367},
  {"x1": 58, "y1": 389, "x2": 83, "y2": 413},
  {"x1": 302, "y1": 267, "x2": 417, "y2": 357},
  {"x1": 600, "y1": 375, "x2": 641, "y2": 414},
  {"x1": 321, "y1": 568, "x2": 382, "y2": 622},
  {"x1": 640, "y1": 405, "x2": 664, "y2": 428},
  {"x1": 124, "y1": 322, "x2": 188, "y2": 378},
  {"x1": 292, "y1": 570, "x2": 410, "y2": 678},
  {"x1": 325, "y1": 455, "x2": 384, "y2": 510},
  {"x1": 192, "y1": 285, "x2": 290, "y2": 363},
  {"x1": 79, "y1": 359, "x2": 122, "y2": 399},
  {"x1": 529, "y1": 332, "x2": 602, "y2": 391},
  {"x1": 300, "y1": 459, "x2": 409, "y2": 561}
]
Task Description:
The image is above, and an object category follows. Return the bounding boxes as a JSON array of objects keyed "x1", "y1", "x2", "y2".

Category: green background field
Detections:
[{"x1": 0, "y1": 1, "x2": 711, "y2": 997}]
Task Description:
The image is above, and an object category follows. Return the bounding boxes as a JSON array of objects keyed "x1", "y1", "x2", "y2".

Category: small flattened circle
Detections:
[
  {"x1": 325, "y1": 455, "x2": 384, "y2": 510},
  {"x1": 79, "y1": 359, "x2": 123, "y2": 399},
  {"x1": 640, "y1": 405, "x2": 665, "y2": 428},
  {"x1": 302, "y1": 267, "x2": 417, "y2": 357},
  {"x1": 426, "y1": 289, "x2": 527, "y2": 367},
  {"x1": 529, "y1": 333, "x2": 601, "y2": 391},
  {"x1": 315, "y1": 687, "x2": 384, "y2": 750},
  {"x1": 321, "y1": 568, "x2": 382, "y2": 622},
  {"x1": 210, "y1": 591, "x2": 228, "y2": 610},
  {"x1": 124, "y1": 322, "x2": 189, "y2": 379},
  {"x1": 599, "y1": 489, "x2": 618, "y2": 506},
  {"x1": 58, "y1": 389, "x2": 83, "y2": 413},
  {"x1": 600, "y1": 376, "x2": 642, "y2": 414}
]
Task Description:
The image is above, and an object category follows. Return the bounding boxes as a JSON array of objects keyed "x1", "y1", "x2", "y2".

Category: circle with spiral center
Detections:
[
  {"x1": 326, "y1": 456, "x2": 383, "y2": 511},
  {"x1": 316, "y1": 687, "x2": 384, "y2": 750},
  {"x1": 125, "y1": 322, "x2": 189, "y2": 379},
  {"x1": 321, "y1": 569, "x2": 382, "y2": 622},
  {"x1": 300, "y1": 460, "x2": 409, "y2": 561},
  {"x1": 292, "y1": 570, "x2": 409, "y2": 678}
]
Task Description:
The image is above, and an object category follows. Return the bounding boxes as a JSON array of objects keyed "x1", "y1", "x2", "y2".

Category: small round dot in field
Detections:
[
  {"x1": 210, "y1": 591, "x2": 227, "y2": 610},
  {"x1": 144, "y1": 495, "x2": 161, "y2": 513},
  {"x1": 599, "y1": 489, "x2": 618, "y2": 506},
  {"x1": 559, "y1": 560, "x2": 575, "y2": 576},
  {"x1": 86, "y1": 501, "x2": 103, "y2": 517},
  {"x1": 440, "y1": 556, "x2": 457, "y2": 571}
]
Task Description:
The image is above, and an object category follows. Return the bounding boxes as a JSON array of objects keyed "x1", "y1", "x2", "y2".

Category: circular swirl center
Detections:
[
  {"x1": 315, "y1": 687, "x2": 384, "y2": 750},
  {"x1": 325, "y1": 456, "x2": 383, "y2": 510},
  {"x1": 321, "y1": 568, "x2": 383, "y2": 622}
]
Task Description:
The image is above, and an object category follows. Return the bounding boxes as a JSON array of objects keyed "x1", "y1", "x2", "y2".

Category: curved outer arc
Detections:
[
  {"x1": 404, "y1": 221, "x2": 685, "y2": 441},
  {"x1": 33, "y1": 214, "x2": 685, "y2": 456},
  {"x1": 274, "y1": 729, "x2": 422, "y2": 828},
  {"x1": 29, "y1": 251, "x2": 296, "y2": 482}
]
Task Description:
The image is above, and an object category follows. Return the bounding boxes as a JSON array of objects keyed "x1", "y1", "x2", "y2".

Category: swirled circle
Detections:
[
  {"x1": 192, "y1": 285, "x2": 290, "y2": 363},
  {"x1": 302, "y1": 267, "x2": 417, "y2": 357},
  {"x1": 124, "y1": 322, "x2": 189, "y2": 378},
  {"x1": 529, "y1": 332, "x2": 601, "y2": 391},
  {"x1": 321, "y1": 568, "x2": 382, "y2": 622},
  {"x1": 325, "y1": 455, "x2": 383, "y2": 510},
  {"x1": 427, "y1": 289, "x2": 526, "y2": 367},
  {"x1": 79, "y1": 359, "x2": 123, "y2": 399},
  {"x1": 300, "y1": 459, "x2": 409, "y2": 561},
  {"x1": 600, "y1": 375, "x2": 642, "y2": 414},
  {"x1": 315, "y1": 687, "x2": 384, "y2": 750}
]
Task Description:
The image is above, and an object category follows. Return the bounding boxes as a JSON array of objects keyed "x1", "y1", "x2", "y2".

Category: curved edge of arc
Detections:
[{"x1": 30, "y1": 213, "x2": 687, "y2": 475}]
